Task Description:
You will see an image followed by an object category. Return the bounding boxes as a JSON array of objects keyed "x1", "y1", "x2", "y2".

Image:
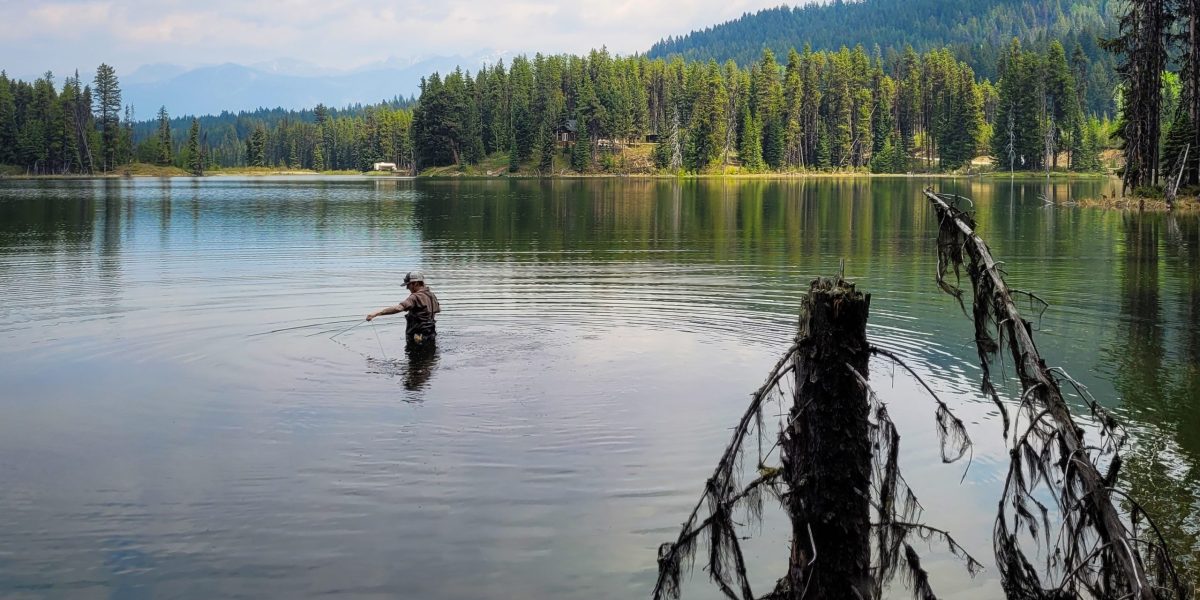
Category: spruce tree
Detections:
[
  {"x1": 0, "y1": 73, "x2": 14, "y2": 165},
  {"x1": 92, "y1": 63, "x2": 121, "y2": 171},
  {"x1": 739, "y1": 111, "x2": 764, "y2": 171},
  {"x1": 537, "y1": 121, "x2": 556, "y2": 175},
  {"x1": 572, "y1": 112, "x2": 591, "y2": 172},
  {"x1": 187, "y1": 118, "x2": 203, "y2": 175},
  {"x1": 685, "y1": 61, "x2": 727, "y2": 172},
  {"x1": 1106, "y1": 0, "x2": 1172, "y2": 188},
  {"x1": 156, "y1": 106, "x2": 172, "y2": 166},
  {"x1": 313, "y1": 139, "x2": 326, "y2": 172}
]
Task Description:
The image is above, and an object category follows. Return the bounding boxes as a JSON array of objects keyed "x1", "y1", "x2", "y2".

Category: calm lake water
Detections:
[{"x1": 0, "y1": 176, "x2": 1196, "y2": 599}]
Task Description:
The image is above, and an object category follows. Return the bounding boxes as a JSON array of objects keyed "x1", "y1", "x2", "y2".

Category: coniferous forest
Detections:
[
  {"x1": 0, "y1": 41, "x2": 1105, "y2": 177},
  {"x1": 647, "y1": 0, "x2": 1120, "y2": 115},
  {"x1": 1, "y1": 0, "x2": 1195, "y2": 181}
]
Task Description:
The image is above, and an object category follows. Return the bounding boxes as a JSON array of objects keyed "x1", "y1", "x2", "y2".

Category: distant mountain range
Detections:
[{"x1": 121, "y1": 53, "x2": 501, "y2": 117}]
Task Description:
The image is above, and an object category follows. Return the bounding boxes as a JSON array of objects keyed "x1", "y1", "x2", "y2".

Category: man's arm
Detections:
[{"x1": 366, "y1": 304, "x2": 405, "y2": 321}]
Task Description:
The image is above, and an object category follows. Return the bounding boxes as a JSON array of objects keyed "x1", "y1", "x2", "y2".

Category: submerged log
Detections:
[{"x1": 783, "y1": 277, "x2": 873, "y2": 598}]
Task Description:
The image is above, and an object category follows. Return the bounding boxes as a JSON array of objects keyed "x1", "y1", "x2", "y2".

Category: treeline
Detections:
[
  {"x1": 408, "y1": 43, "x2": 1104, "y2": 174},
  {"x1": 0, "y1": 68, "x2": 124, "y2": 174},
  {"x1": 0, "y1": 64, "x2": 417, "y2": 174},
  {"x1": 129, "y1": 100, "x2": 415, "y2": 171},
  {"x1": 2, "y1": 42, "x2": 1107, "y2": 176},
  {"x1": 647, "y1": 0, "x2": 1120, "y2": 116},
  {"x1": 187, "y1": 103, "x2": 415, "y2": 172}
]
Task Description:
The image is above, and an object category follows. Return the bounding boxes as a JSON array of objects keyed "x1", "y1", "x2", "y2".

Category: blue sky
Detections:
[{"x1": 2, "y1": 0, "x2": 803, "y2": 78}]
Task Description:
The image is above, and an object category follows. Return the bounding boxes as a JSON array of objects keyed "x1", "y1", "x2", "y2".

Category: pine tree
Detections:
[
  {"x1": 739, "y1": 110, "x2": 764, "y2": 171},
  {"x1": 870, "y1": 134, "x2": 904, "y2": 173},
  {"x1": 991, "y1": 41, "x2": 1044, "y2": 171},
  {"x1": 313, "y1": 136, "x2": 326, "y2": 171},
  {"x1": 572, "y1": 111, "x2": 591, "y2": 172},
  {"x1": 537, "y1": 121, "x2": 556, "y2": 175},
  {"x1": 0, "y1": 73, "x2": 14, "y2": 165},
  {"x1": 156, "y1": 106, "x2": 172, "y2": 166},
  {"x1": 248, "y1": 126, "x2": 267, "y2": 167},
  {"x1": 685, "y1": 61, "x2": 727, "y2": 172},
  {"x1": 92, "y1": 63, "x2": 121, "y2": 171},
  {"x1": 187, "y1": 118, "x2": 203, "y2": 175},
  {"x1": 1105, "y1": 0, "x2": 1172, "y2": 188},
  {"x1": 816, "y1": 121, "x2": 832, "y2": 169},
  {"x1": 119, "y1": 105, "x2": 134, "y2": 166}
]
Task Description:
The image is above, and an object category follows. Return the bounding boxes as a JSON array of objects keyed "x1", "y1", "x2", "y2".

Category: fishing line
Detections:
[
  {"x1": 328, "y1": 318, "x2": 367, "y2": 340},
  {"x1": 371, "y1": 321, "x2": 389, "y2": 361},
  {"x1": 250, "y1": 317, "x2": 362, "y2": 337}
]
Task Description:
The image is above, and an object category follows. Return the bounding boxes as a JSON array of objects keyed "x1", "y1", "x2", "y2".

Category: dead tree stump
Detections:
[{"x1": 783, "y1": 277, "x2": 873, "y2": 599}]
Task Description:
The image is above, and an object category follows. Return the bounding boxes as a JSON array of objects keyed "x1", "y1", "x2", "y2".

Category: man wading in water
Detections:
[{"x1": 366, "y1": 271, "x2": 441, "y2": 346}]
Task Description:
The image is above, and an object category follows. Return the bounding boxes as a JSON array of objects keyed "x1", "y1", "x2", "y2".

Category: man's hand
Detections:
[{"x1": 365, "y1": 312, "x2": 376, "y2": 321}]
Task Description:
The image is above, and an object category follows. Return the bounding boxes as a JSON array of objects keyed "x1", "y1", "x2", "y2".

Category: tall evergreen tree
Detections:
[
  {"x1": 685, "y1": 61, "x2": 727, "y2": 171},
  {"x1": 991, "y1": 41, "x2": 1045, "y2": 171},
  {"x1": 0, "y1": 73, "x2": 14, "y2": 165},
  {"x1": 537, "y1": 121, "x2": 556, "y2": 174},
  {"x1": 187, "y1": 117, "x2": 203, "y2": 175},
  {"x1": 739, "y1": 110, "x2": 764, "y2": 171},
  {"x1": 92, "y1": 63, "x2": 121, "y2": 171},
  {"x1": 1105, "y1": 0, "x2": 1172, "y2": 188},
  {"x1": 156, "y1": 106, "x2": 172, "y2": 166},
  {"x1": 572, "y1": 109, "x2": 592, "y2": 172}
]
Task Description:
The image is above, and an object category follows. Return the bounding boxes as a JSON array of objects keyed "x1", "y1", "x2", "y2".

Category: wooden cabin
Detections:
[{"x1": 555, "y1": 120, "x2": 578, "y2": 145}]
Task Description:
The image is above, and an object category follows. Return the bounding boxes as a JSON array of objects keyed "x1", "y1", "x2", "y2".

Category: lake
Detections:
[{"x1": 0, "y1": 176, "x2": 1196, "y2": 598}]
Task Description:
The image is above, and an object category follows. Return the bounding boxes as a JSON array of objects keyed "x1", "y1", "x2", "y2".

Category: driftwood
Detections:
[
  {"x1": 654, "y1": 277, "x2": 978, "y2": 600},
  {"x1": 923, "y1": 188, "x2": 1190, "y2": 599}
]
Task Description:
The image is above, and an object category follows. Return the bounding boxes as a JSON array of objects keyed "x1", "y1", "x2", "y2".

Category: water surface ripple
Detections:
[{"x1": 1, "y1": 176, "x2": 1197, "y2": 598}]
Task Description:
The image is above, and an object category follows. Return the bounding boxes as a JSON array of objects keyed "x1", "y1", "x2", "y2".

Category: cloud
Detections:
[{"x1": 1, "y1": 0, "x2": 799, "y2": 79}]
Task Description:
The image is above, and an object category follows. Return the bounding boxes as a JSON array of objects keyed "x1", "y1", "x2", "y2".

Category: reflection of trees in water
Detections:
[{"x1": 1114, "y1": 213, "x2": 1200, "y2": 582}]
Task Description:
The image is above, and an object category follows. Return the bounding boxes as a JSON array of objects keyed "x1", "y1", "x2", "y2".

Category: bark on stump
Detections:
[{"x1": 782, "y1": 277, "x2": 872, "y2": 599}]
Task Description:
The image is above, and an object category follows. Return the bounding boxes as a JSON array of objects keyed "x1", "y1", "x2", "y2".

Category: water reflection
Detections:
[
  {"x1": 1109, "y1": 212, "x2": 1200, "y2": 579},
  {"x1": 402, "y1": 340, "x2": 439, "y2": 392},
  {"x1": 1, "y1": 176, "x2": 1198, "y2": 597}
]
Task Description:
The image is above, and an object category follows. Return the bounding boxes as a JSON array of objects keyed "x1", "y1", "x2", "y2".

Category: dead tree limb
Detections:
[
  {"x1": 655, "y1": 276, "x2": 980, "y2": 600},
  {"x1": 923, "y1": 187, "x2": 1188, "y2": 599}
]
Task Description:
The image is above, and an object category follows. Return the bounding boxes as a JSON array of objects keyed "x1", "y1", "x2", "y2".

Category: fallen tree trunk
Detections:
[{"x1": 923, "y1": 188, "x2": 1186, "y2": 599}]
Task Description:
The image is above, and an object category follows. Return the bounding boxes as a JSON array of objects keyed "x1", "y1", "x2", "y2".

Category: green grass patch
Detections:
[{"x1": 120, "y1": 163, "x2": 192, "y2": 177}]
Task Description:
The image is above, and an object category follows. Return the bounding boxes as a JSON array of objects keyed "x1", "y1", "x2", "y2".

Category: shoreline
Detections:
[{"x1": 0, "y1": 170, "x2": 1116, "y2": 181}]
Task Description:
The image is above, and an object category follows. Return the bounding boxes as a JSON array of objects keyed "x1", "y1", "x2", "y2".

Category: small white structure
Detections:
[{"x1": 373, "y1": 162, "x2": 397, "y2": 172}]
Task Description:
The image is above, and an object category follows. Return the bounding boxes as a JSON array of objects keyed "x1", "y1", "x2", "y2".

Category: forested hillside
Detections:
[
  {"x1": 648, "y1": 0, "x2": 1119, "y2": 115},
  {"x1": 1, "y1": 38, "x2": 1106, "y2": 177}
]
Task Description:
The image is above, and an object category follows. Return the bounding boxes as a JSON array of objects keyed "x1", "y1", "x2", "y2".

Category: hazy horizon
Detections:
[{"x1": 2, "y1": 0, "x2": 811, "y2": 81}]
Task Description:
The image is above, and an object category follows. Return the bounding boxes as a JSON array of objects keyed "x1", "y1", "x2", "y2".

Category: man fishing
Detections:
[{"x1": 366, "y1": 271, "x2": 441, "y2": 346}]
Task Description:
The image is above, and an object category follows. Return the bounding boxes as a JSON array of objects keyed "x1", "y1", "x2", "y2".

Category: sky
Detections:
[{"x1": 1, "y1": 0, "x2": 804, "y2": 79}]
